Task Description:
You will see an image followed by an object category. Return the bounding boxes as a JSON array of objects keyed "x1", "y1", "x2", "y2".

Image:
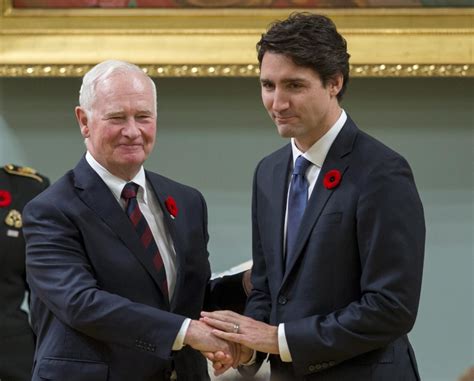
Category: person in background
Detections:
[
  {"x1": 22, "y1": 60, "x2": 248, "y2": 381},
  {"x1": 0, "y1": 164, "x2": 49, "y2": 381},
  {"x1": 202, "y1": 12, "x2": 425, "y2": 381}
]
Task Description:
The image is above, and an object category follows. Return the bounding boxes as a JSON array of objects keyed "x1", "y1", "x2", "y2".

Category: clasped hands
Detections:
[{"x1": 193, "y1": 310, "x2": 279, "y2": 376}]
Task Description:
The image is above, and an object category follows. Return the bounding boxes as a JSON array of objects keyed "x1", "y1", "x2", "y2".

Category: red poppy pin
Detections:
[
  {"x1": 323, "y1": 170, "x2": 342, "y2": 190},
  {"x1": 165, "y1": 196, "x2": 178, "y2": 219},
  {"x1": 0, "y1": 190, "x2": 12, "y2": 208}
]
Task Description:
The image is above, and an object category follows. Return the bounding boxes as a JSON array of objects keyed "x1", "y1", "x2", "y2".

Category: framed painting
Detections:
[
  {"x1": 0, "y1": 0, "x2": 472, "y2": 77},
  {"x1": 8, "y1": 1, "x2": 474, "y2": 9}
]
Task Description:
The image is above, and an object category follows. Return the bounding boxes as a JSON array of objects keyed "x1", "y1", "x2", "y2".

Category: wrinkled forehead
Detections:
[{"x1": 92, "y1": 72, "x2": 156, "y2": 112}]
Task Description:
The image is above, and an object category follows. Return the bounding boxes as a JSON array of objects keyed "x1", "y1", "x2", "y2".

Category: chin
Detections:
[
  {"x1": 276, "y1": 124, "x2": 297, "y2": 139},
  {"x1": 119, "y1": 154, "x2": 146, "y2": 166}
]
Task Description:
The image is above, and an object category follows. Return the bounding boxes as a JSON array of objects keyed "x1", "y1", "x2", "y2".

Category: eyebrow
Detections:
[
  {"x1": 104, "y1": 110, "x2": 154, "y2": 118},
  {"x1": 103, "y1": 111, "x2": 125, "y2": 118},
  {"x1": 260, "y1": 77, "x2": 307, "y2": 84},
  {"x1": 135, "y1": 110, "x2": 154, "y2": 115}
]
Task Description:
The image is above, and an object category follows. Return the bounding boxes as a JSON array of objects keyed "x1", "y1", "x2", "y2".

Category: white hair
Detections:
[{"x1": 79, "y1": 60, "x2": 157, "y2": 114}]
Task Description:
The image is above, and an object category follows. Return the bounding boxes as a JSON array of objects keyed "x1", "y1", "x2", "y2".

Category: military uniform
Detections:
[{"x1": 0, "y1": 164, "x2": 49, "y2": 381}]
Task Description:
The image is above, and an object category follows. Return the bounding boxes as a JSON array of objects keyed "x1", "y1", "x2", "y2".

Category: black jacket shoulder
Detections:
[{"x1": 1, "y1": 164, "x2": 49, "y2": 203}]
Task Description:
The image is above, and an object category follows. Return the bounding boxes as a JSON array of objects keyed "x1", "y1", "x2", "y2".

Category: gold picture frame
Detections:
[{"x1": 0, "y1": 0, "x2": 472, "y2": 77}]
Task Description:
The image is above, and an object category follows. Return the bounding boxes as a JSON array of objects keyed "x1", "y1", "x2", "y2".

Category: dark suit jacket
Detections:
[
  {"x1": 0, "y1": 165, "x2": 49, "y2": 381},
  {"x1": 23, "y1": 157, "x2": 242, "y2": 381},
  {"x1": 245, "y1": 116, "x2": 425, "y2": 381}
]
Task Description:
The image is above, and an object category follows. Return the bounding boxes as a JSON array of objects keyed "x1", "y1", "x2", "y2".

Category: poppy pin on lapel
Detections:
[{"x1": 165, "y1": 196, "x2": 178, "y2": 219}]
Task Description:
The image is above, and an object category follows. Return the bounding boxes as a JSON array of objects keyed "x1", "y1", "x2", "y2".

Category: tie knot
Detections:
[
  {"x1": 121, "y1": 182, "x2": 139, "y2": 200},
  {"x1": 293, "y1": 156, "x2": 311, "y2": 176}
]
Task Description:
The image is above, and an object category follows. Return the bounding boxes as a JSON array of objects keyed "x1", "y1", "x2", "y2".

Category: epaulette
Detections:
[{"x1": 3, "y1": 163, "x2": 46, "y2": 183}]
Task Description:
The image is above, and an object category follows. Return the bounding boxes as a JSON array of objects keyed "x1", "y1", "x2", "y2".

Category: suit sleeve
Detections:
[
  {"x1": 205, "y1": 272, "x2": 249, "y2": 314},
  {"x1": 25, "y1": 176, "x2": 50, "y2": 311},
  {"x1": 285, "y1": 156, "x2": 425, "y2": 375},
  {"x1": 245, "y1": 160, "x2": 272, "y2": 323},
  {"x1": 238, "y1": 160, "x2": 272, "y2": 376},
  {"x1": 23, "y1": 197, "x2": 185, "y2": 360}
]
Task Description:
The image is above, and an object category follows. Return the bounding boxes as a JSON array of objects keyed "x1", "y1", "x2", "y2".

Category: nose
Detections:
[
  {"x1": 272, "y1": 88, "x2": 289, "y2": 113},
  {"x1": 122, "y1": 119, "x2": 141, "y2": 139}
]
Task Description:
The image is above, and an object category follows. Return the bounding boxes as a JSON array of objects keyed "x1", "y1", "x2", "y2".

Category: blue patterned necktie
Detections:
[
  {"x1": 286, "y1": 155, "x2": 312, "y2": 269},
  {"x1": 121, "y1": 182, "x2": 168, "y2": 300}
]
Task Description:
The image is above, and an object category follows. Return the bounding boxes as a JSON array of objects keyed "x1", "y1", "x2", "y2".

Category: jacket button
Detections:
[
  {"x1": 309, "y1": 365, "x2": 315, "y2": 372},
  {"x1": 329, "y1": 360, "x2": 335, "y2": 366},
  {"x1": 322, "y1": 362, "x2": 328, "y2": 369},
  {"x1": 315, "y1": 364, "x2": 322, "y2": 370},
  {"x1": 278, "y1": 295, "x2": 287, "y2": 305}
]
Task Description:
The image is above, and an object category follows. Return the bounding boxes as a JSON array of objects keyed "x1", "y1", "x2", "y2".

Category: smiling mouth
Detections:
[{"x1": 119, "y1": 144, "x2": 143, "y2": 149}]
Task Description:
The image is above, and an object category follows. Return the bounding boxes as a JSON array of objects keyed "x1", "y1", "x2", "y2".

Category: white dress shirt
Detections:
[
  {"x1": 278, "y1": 109, "x2": 347, "y2": 362},
  {"x1": 85, "y1": 152, "x2": 190, "y2": 350}
]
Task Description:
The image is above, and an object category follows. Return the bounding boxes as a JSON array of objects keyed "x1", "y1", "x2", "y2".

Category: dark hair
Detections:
[{"x1": 257, "y1": 12, "x2": 350, "y2": 101}]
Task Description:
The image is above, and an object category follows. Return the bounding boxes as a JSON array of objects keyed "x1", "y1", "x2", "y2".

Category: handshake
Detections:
[{"x1": 183, "y1": 310, "x2": 279, "y2": 376}]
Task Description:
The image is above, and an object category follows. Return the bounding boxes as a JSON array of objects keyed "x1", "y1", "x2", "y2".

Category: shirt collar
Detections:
[
  {"x1": 291, "y1": 109, "x2": 347, "y2": 168},
  {"x1": 85, "y1": 151, "x2": 148, "y2": 203}
]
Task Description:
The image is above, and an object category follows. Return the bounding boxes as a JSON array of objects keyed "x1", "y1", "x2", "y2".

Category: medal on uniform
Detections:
[{"x1": 5, "y1": 209, "x2": 22, "y2": 229}]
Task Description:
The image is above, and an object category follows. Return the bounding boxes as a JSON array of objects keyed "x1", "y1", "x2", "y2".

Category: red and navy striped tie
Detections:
[{"x1": 121, "y1": 182, "x2": 169, "y2": 300}]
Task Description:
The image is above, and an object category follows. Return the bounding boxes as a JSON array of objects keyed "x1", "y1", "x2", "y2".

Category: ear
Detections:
[
  {"x1": 328, "y1": 74, "x2": 344, "y2": 98},
  {"x1": 75, "y1": 106, "x2": 90, "y2": 138}
]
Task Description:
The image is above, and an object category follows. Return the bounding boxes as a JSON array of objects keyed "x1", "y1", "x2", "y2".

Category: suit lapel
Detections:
[
  {"x1": 73, "y1": 157, "x2": 170, "y2": 306},
  {"x1": 281, "y1": 118, "x2": 358, "y2": 284},
  {"x1": 270, "y1": 146, "x2": 292, "y2": 286},
  {"x1": 145, "y1": 172, "x2": 182, "y2": 311}
]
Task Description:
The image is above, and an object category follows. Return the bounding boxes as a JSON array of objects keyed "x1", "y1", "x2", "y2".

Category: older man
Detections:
[{"x1": 23, "y1": 60, "x2": 245, "y2": 381}]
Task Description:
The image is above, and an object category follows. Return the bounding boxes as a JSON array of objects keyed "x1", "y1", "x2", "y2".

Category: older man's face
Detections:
[{"x1": 78, "y1": 71, "x2": 156, "y2": 180}]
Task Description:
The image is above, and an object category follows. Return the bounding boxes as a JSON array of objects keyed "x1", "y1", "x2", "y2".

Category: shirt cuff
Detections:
[
  {"x1": 278, "y1": 323, "x2": 292, "y2": 362},
  {"x1": 241, "y1": 349, "x2": 257, "y2": 366},
  {"x1": 172, "y1": 318, "x2": 191, "y2": 351}
]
